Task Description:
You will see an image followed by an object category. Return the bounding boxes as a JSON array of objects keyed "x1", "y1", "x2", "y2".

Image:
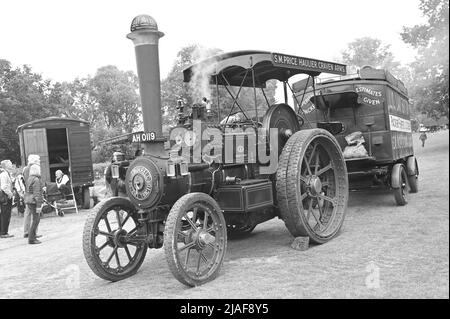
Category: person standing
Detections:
[
  {"x1": 419, "y1": 131, "x2": 428, "y2": 147},
  {"x1": 25, "y1": 163, "x2": 44, "y2": 244},
  {"x1": 0, "y1": 160, "x2": 15, "y2": 238},
  {"x1": 23, "y1": 154, "x2": 41, "y2": 238},
  {"x1": 104, "y1": 152, "x2": 126, "y2": 197}
]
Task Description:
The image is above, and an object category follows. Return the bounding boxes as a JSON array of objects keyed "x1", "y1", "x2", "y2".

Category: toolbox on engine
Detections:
[{"x1": 215, "y1": 179, "x2": 273, "y2": 213}]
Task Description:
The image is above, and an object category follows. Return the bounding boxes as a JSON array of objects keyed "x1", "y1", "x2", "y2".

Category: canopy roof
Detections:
[{"x1": 183, "y1": 50, "x2": 347, "y2": 88}]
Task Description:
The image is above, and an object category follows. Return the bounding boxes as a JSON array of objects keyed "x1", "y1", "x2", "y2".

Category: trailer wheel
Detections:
[
  {"x1": 82, "y1": 197, "x2": 147, "y2": 282},
  {"x1": 392, "y1": 164, "x2": 409, "y2": 206},
  {"x1": 276, "y1": 129, "x2": 348, "y2": 244},
  {"x1": 164, "y1": 193, "x2": 227, "y2": 286},
  {"x1": 82, "y1": 187, "x2": 91, "y2": 209},
  {"x1": 406, "y1": 156, "x2": 419, "y2": 193}
]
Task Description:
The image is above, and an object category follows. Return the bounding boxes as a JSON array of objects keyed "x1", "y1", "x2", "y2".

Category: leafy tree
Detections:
[
  {"x1": 90, "y1": 122, "x2": 128, "y2": 163},
  {"x1": 401, "y1": 0, "x2": 449, "y2": 120},
  {"x1": 341, "y1": 37, "x2": 401, "y2": 73},
  {"x1": 58, "y1": 78, "x2": 99, "y2": 123},
  {"x1": 0, "y1": 60, "x2": 64, "y2": 164},
  {"x1": 88, "y1": 65, "x2": 141, "y2": 133}
]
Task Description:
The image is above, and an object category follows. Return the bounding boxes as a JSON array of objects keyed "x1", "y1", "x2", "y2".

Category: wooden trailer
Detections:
[
  {"x1": 16, "y1": 117, "x2": 94, "y2": 209},
  {"x1": 292, "y1": 67, "x2": 419, "y2": 205}
]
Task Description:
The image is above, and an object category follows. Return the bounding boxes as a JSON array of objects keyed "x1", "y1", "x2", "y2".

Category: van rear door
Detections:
[
  {"x1": 23, "y1": 128, "x2": 50, "y2": 183},
  {"x1": 67, "y1": 126, "x2": 93, "y2": 186}
]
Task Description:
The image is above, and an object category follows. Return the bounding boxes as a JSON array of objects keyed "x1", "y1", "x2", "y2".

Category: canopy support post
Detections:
[
  {"x1": 252, "y1": 67, "x2": 259, "y2": 126},
  {"x1": 283, "y1": 81, "x2": 288, "y2": 104}
]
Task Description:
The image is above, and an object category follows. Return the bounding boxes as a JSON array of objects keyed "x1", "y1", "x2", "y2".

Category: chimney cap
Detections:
[{"x1": 130, "y1": 15, "x2": 158, "y2": 32}]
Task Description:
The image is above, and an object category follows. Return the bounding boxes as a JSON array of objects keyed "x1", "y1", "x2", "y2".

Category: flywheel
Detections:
[{"x1": 261, "y1": 103, "x2": 301, "y2": 155}]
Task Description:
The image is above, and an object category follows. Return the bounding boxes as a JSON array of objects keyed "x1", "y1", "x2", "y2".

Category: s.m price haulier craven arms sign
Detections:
[{"x1": 272, "y1": 53, "x2": 347, "y2": 75}]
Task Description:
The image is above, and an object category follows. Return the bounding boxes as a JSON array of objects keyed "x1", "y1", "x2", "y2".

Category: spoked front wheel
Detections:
[
  {"x1": 82, "y1": 197, "x2": 147, "y2": 281},
  {"x1": 164, "y1": 193, "x2": 227, "y2": 286}
]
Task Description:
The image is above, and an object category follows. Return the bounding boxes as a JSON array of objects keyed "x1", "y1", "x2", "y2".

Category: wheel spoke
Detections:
[
  {"x1": 317, "y1": 193, "x2": 337, "y2": 205},
  {"x1": 314, "y1": 151, "x2": 320, "y2": 175},
  {"x1": 310, "y1": 208, "x2": 323, "y2": 229},
  {"x1": 201, "y1": 253, "x2": 208, "y2": 264},
  {"x1": 97, "y1": 241, "x2": 108, "y2": 252},
  {"x1": 303, "y1": 157, "x2": 312, "y2": 176},
  {"x1": 315, "y1": 195, "x2": 324, "y2": 217},
  {"x1": 127, "y1": 226, "x2": 138, "y2": 237},
  {"x1": 121, "y1": 213, "x2": 131, "y2": 227},
  {"x1": 115, "y1": 210, "x2": 122, "y2": 229},
  {"x1": 299, "y1": 175, "x2": 308, "y2": 183},
  {"x1": 203, "y1": 211, "x2": 209, "y2": 230},
  {"x1": 300, "y1": 192, "x2": 308, "y2": 202},
  {"x1": 206, "y1": 226, "x2": 215, "y2": 234},
  {"x1": 307, "y1": 143, "x2": 318, "y2": 167},
  {"x1": 196, "y1": 252, "x2": 202, "y2": 272},
  {"x1": 306, "y1": 199, "x2": 313, "y2": 220},
  {"x1": 106, "y1": 246, "x2": 118, "y2": 264},
  {"x1": 317, "y1": 163, "x2": 332, "y2": 176},
  {"x1": 98, "y1": 230, "x2": 113, "y2": 238},
  {"x1": 127, "y1": 241, "x2": 140, "y2": 247},
  {"x1": 179, "y1": 241, "x2": 196, "y2": 252},
  {"x1": 124, "y1": 245, "x2": 132, "y2": 262},
  {"x1": 104, "y1": 216, "x2": 112, "y2": 233},
  {"x1": 183, "y1": 213, "x2": 198, "y2": 230},
  {"x1": 114, "y1": 250, "x2": 121, "y2": 268},
  {"x1": 184, "y1": 247, "x2": 192, "y2": 265}
]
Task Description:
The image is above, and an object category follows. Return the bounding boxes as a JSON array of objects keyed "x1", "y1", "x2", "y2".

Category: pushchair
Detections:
[
  {"x1": 42, "y1": 182, "x2": 78, "y2": 216},
  {"x1": 12, "y1": 175, "x2": 26, "y2": 216},
  {"x1": 12, "y1": 188, "x2": 26, "y2": 216}
]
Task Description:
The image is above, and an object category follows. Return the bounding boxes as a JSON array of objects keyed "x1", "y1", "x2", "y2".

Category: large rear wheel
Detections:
[
  {"x1": 276, "y1": 129, "x2": 348, "y2": 244},
  {"x1": 164, "y1": 193, "x2": 227, "y2": 286}
]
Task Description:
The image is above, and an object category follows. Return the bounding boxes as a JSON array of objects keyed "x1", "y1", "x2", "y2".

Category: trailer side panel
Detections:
[{"x1": 67, "y1": 125, "x2": 94, "y2": 187}]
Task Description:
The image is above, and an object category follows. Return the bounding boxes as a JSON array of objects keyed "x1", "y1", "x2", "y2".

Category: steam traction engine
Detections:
[{"x1": 82, "y1": 15, "x2": 349, "y2": 286}]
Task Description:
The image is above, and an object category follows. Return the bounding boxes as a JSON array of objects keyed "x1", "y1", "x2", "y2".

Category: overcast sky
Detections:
[{"x1": 0, "y1": 0, "x2": 426, "y2": 83}]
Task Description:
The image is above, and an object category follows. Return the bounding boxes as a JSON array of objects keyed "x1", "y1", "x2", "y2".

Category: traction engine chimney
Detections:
[{"x1": 127, "y1": 15, "x2": 165, "y2": 153}]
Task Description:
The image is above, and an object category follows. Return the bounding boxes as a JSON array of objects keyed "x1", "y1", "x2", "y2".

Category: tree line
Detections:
[{"x1": 1, "y1": 0, "x2": 448, "y2": 165}]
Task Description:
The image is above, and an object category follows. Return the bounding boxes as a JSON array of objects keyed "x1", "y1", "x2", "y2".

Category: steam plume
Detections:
[{"x1": 189, "y1": 46, "x2": 221, "y2": 103}]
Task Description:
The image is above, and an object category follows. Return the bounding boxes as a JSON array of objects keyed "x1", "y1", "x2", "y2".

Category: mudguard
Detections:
[
  {"x1": 406, "y1": 156, "x2": 419, "y2": 176},
  {"x1": 391, "y1": 163, "x2": 404, "y2": 189}
]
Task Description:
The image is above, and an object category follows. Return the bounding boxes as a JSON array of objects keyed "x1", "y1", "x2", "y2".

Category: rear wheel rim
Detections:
[{"x1": 298, "y1": 136, "x2": 345, "y2": 239}]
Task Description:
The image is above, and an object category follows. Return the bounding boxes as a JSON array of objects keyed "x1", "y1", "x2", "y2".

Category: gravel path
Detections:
[{"x1": 0, "y1": 131, "x2": 448, "y2": 299}]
